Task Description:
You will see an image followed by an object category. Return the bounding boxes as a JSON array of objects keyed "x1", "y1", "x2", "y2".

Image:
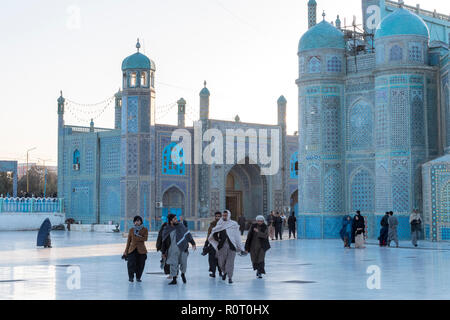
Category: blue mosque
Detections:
[{"x1": 58, "y1": 0, "x2": 450, "y2": 241}]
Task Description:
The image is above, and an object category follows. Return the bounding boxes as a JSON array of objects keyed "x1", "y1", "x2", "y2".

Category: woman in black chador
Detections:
[{"x1": 351, "y1": 211, "x2": 365, "y2": 243}]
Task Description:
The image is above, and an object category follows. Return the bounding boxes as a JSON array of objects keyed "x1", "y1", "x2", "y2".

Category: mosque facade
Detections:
[
  {"x1": 57, "y1": 46, "x2": 298, "y2": 232},
  {"x1": 297, "y1": 0, "x2": 449, "y2": 240},
  {"x1": 57, "y1": 0, "x2": 450, "y2": 240}
]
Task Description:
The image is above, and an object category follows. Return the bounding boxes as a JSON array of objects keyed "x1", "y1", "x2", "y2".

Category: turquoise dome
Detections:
[
  {"x1": 121, "y1": 52, "x2": 155, "y2": 71},
  {"x1": 200, "y1": 87, "x2": 210, "y2": 96},
  {"x1": 277, "y1": 95, "x2": 287, "y2": 104},
  {"x1": 375, "y1": 8, "x2": 429, "y2": 39},
  {"x1": 299, "y1": 20, "x2": 345, "y2": 52}
]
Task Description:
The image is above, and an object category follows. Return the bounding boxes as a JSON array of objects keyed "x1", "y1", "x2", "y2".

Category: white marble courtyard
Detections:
[{"x1": 0, "y1": 231, "x2": 449, "y2": 300}]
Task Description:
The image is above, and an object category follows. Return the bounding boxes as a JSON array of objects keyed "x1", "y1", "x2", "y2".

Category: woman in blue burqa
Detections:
[{"x1": 339, "y1": 215, "x2": 352, "y2": 248}]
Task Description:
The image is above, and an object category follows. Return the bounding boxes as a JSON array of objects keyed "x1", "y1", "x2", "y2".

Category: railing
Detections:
[
  {"x1": 66, "y1": 125, "x2": 114, "y2": 133},
  {"x1": 386, "y1": 0, "x2": 450, "y2": 22},
  {"x1": 0, "y1": 198, "x2": 64, "y2": 213}
]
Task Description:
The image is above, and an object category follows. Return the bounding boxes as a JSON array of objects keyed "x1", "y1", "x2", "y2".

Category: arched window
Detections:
[
  {"x1": 389, "y1": 45, "x2": 403, "y2": 61},
  {"x1": 129, "y1": 72, "x2": 137, "y2": 87},
  {"x1": 349, "y1": 101, "x2": 373, "y2": 150},
  {"x1": 162, "y1": 142, "x2": 185, "y2": 176},
  {"x1": 140, "y1": 71, "x2": 148, "y2": 87},
  {"x1": 73, "y1": 149, "x2": 80, "y2": 170},
  {"x1": 73, "y1": 149, "x2": 80, "y2": 165},
  {"x1": 150, "y1": 72, "x2": 155, "y2": 88},
  {"x1": 290, "y1": 152, "x2": 299, "y2": 178},
  {"x1": 308, "y1": 57, "x2": 321, "y2": 73},
  {"x1": 327, "y1": 56, "x2": 342, "y2": 72},
  {"x1": 351, "y1": 168, "x2": 374, "y2": 212}
]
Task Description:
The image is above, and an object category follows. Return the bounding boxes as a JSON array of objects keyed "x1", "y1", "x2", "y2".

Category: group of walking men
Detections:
[
  {"x1": 266, "y1": 211, "x2": 297, "y2": 240},
  {"x1": 149, "y1": 210, "x2": 271, "y2": 285},
  {"x1": 379, "y1": 209, "x2": 422, "y2": 247}
]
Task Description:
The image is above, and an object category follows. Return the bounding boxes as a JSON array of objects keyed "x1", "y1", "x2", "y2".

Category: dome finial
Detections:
[
  {"x1": 136, "y1": 38, "x2": 141, "y2": 52},
  {"x1": 399, "y1": 0, "x2": 404, "y2": 8},
  {"x1": 204, "y1": 80, "x2": 207, "y2": 88},
  {"x1": 322, "y1": 10, "x2": 326, "y2": 21}
]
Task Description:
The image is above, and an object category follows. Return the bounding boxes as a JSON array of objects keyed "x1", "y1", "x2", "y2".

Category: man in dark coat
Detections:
[
  {"x1": 202, "y1": 211, "x2": 223, "y2": 278},
  {"x1": 245, "y1": 215, "x2": 270, "y2": 278},
  {"x1": 287, "y1": 212, "x2": 297, "y2": 239},
  {"x1": 378, "y1": 212, "x2": 390, "y2": 246},
  {"x1": 274, "y1": 212, "x2": 283, "y2": 240}
]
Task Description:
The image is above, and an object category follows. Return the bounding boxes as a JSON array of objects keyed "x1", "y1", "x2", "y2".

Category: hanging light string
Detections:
[
  {"x1": 65, "y1": 96, "x2": 114, "y2": 123},
  {"x1": 185, "y1": 103, "x2": 199, "y2": 123},
  {"x1": 65, "y1": 95, "x2": 115, "y2": 108},
  {"x1": 63, "y1": 93, "x2": 180, "y2": 125},
  {"x1": 154, "y1": 102, "x2": 177, "y2": 121}
]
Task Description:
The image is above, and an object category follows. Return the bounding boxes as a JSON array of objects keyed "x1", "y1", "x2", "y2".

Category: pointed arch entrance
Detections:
[
  {"x1": 162, "y1": 186, "x2": 185, "y2": 222},
  {"x1": 225, "y1": 161, "x2": 267, "y2": 221}
]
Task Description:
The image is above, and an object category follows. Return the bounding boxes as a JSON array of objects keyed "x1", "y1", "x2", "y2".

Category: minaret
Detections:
[
  {"x1": 277, "y1": 96, "x2": 288, "y2": 210},
  {"x1": 277, "y1": 95, "x2": 287, "y2": 127},
  {"x1": 89, "y1": 119, "x2": 94, "y2": 132},
  {"x1": 114, "y1": 89, "x2": 122, "y2": 129},
  {"x1": 57, "y1": 91, "x2": 65, "y2": 204},
  {"x1": 335, "y1": 15, "x2": 341, "y2": 29},
  {"x1": 177, "y1": 98, "x2": 186, "y2": 128},
  {"x1": 120, "y1": 39, "x2": 155, "y2": 231},
  {"x1": 198, "y1": 82, "x2": 210, "y2": 218},
  {"x1": 199, "y1": 81, "x2": 210, "y2": 121},
  {"x1": 308, "y1": 0, "x2": 317, "y2": 29}
]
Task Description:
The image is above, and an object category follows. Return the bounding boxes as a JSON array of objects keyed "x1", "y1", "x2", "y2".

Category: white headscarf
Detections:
[
  {"x1": 256, "y1": 215, "x2": 266, "y2": 224},
  {"x1": 208, "y1": 211, "x2": 245, "y2": 252}
]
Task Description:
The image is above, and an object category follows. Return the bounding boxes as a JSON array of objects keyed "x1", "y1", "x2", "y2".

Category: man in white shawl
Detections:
[{"x1": 208, "y1": 210, "x2": 245, "y2": 284}]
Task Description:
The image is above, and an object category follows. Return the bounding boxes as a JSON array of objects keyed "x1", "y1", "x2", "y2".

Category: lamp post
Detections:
[
  {"x1": 26, "y1": 147, "x2": 36, "y2": 194},
  {"x1": 37, "y1": 158, "x2": 52, "y2": 197}
]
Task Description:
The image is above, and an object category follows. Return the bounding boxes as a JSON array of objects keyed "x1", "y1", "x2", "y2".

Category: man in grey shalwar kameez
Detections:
[
  {"x1": 161, "y1": 214, "x2": 196, "y2": 285},
  {"x1": 208, "y1": 210, "x2": 245, "y2": 284},
  {"x1": 387, "y1": 211, "x2": 399, "y2": 247}
]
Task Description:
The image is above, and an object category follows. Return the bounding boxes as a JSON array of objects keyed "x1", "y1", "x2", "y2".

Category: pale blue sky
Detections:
[{"x1": 0, "y1": 0, "x2": 447, "y2": 166}]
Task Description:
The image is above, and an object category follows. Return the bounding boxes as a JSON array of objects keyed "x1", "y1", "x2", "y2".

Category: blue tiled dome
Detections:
[
  {"x1": 200, "y1": 87, "x2": 210, "y2": 96},
  {"x1": 375, "y1": 8, "x2": 429, "y2": 39},
  {"x1": 299, "y1": 20, "x2": 345, "y2": 52},
  {"x1": 121, "y1": 52, "x2": 155, "y2": 71},
  {"x1": 277, "y1": 95, "x2": 287, "y2": 104}
]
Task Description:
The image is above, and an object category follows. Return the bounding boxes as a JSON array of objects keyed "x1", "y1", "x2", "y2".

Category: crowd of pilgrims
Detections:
[
  {"x1": 340, "y1": 210, "x2": 423, "y2": 249},
  {"x1": 122, "y1": 210, "x2": 297, "y2": 284},
  {"x1": 121, "y1": 209, "x2": 422, "y2": 284}
]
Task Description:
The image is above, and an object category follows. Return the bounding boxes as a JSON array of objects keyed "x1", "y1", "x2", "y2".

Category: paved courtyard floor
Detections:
[{"x1": 0, "y1": 231, "x2": 450, "y2": 300}]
